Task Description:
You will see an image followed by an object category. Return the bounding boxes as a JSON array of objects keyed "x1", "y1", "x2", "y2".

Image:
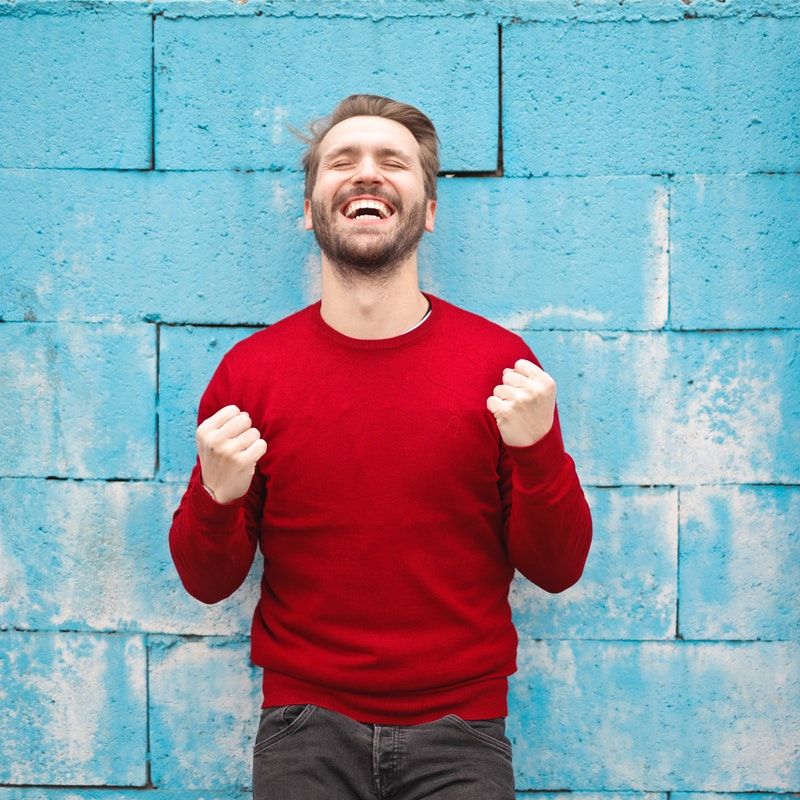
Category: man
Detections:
[{"x1": 169, "y1": 94, "x2": 592, "y2": 799}]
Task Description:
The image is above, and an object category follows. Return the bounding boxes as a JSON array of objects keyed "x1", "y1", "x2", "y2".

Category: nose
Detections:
[{"x1": 351, "y1": 156, "x2": 383, "y2": 185}]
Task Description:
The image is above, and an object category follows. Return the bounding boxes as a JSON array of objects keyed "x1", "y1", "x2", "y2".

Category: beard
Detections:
[{"x1": 310, "y1": 189, "x2": 428, "y2": 283}]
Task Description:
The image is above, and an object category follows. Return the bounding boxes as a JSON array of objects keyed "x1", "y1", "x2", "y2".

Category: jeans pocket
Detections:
[
  {"x1": 444, "y1": 715, "x2": 513, "y2": 758},
  {"x1": 253, "y1": 704, "x2": 316, "y2": 755}
]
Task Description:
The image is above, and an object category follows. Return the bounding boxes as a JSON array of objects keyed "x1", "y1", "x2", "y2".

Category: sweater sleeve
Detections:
[
  {"x1": 168, "y1": 360, "x2": 265, "y2": 605},
  {"x1": 500, "y1": 407, "x2": 592, "y2": 594}
]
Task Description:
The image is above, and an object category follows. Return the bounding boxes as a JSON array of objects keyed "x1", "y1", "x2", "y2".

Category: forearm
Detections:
[
  {"x1": 169, "y1": 465, "x2": 259, "y2": 604},
  {"x1": 503, "y1": 421, "x2": 593, "y2": 593}
]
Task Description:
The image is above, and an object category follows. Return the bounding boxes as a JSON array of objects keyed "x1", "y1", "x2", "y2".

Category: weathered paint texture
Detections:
[{"x1": 1, "y1": 1, "x2": 798, "y2": 797}]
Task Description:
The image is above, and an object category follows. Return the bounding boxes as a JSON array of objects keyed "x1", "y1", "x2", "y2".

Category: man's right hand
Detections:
[{"x1": 196, "y1": 405, "x2": 267, "y2": 504}]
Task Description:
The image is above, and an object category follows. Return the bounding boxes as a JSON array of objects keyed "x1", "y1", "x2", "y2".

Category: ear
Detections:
[
  {"x1": 424, "y1": 199, "x2": 437, "y2": 233},
  {"x1": 303, "y1": 198, "x2": 314, "y2": 231}
]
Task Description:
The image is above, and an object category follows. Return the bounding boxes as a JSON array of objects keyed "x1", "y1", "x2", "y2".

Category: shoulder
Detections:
[
  {"x1": 430, "y1": 295, "x2": 533, "y2": 360},
  {"x1": 222, "y1": 303, "x2": 319, "y2": 365},
  {"x1": 200, "y1": 304, "x2": 319, "y2": 412}
]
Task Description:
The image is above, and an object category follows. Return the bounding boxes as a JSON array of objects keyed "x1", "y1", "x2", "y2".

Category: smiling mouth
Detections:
[{"x1": 342, "y1": 199, "x2": 394, "y2": 220}]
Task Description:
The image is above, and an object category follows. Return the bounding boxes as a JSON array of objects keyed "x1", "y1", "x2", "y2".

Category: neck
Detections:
[{"x1": 319, "y1": 256, "x2": 429, "y2": 339}]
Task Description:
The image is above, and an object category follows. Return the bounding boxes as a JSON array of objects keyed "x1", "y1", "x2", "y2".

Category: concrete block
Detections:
[
  {"x1": 0, "y1": 12, "x2": 151, "y2": 169},
  {"x1": 159, "y1": 325, "x2": 258, "y2": 481},
  {"x1": 423, "y1": 176, "x2": 668, "y2": 330},
  {"x1": 0, "y1": 323, "x2": 156, "y2": 479},
  {"x1": 679, "y1": 485, "x2": 800, "y2": 641},
  {"x1": 527, "y1": 331, "x2": 800, "y2": 485},
  {"x1": 503, "y1": 17, "x2": 800, "y2": 176},
  {"x1": 154, "y1": 15, "x2": 498, "y2": 172},
  {"x1": 0, "y1": 632, "x2": 147, "y2": 785},
  {"x1": 0, "y1": 168, "x2": 309, "y2": 325},
  {"x1": 511, "y1": 487, "x2": 677, "y2": 641},
  {"x1": 0, "y1": 793, "x2": 250, "y2": 800},
  {"x1": 149, "y1": 637, "x2": 262, "y2": 791},
  {"x1": 670, "y1": 174, "x2": 800, "y2": 329},
  {"x1": 509, "y1": 640, "x2": 800, "y2": 791},
  {"x1": 674, "y1": 795, "x2": 790, "y2": 800},
  {"x1": 0, "y1": 479, "x2": 258, "y2": 636},
  {"x1": 516, "y1": 796, "x2": 664, "y2": 800}
]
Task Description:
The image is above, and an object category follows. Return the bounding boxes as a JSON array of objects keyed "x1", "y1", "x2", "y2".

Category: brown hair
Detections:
[{"x1": 298, "y1": 95, "x2": 440, "y2": 200}]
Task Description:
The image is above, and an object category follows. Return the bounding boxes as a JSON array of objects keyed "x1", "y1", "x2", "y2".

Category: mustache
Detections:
[{"x1": 333, "y1": 187, "x2": 401, "y2": 210}]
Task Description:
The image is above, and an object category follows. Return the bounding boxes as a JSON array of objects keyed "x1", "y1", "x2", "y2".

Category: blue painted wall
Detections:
[{"x1": 1, "y1": 0, "x2": 798, "y2": 796}]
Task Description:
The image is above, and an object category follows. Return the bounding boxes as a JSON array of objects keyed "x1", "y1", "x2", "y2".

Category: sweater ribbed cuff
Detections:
[
  {"x1": 504, "y1": 423, "x2": 569, "y2": 490},
  {"x1": 189, "y1": 476, "x2": 244, "y2": 525}
]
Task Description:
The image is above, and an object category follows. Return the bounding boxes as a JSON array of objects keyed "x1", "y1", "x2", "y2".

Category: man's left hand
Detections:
[{"x1": 486, "y1": 359, "x2": 556, "y2": 447}]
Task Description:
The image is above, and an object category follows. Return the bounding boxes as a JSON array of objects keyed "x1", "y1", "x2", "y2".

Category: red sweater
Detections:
[{"x1": 169, "y1": 295, "x2": 591, "y2": 724}]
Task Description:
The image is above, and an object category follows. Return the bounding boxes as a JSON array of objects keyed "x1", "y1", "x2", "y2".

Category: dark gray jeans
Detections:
[{"x1": 252, "y1": 704, "x2": 516, "y2": 800}]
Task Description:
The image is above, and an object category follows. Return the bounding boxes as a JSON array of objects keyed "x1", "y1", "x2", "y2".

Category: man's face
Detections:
[{"x1": 304, "y1": 115, "x2": 436, "y2": 280}]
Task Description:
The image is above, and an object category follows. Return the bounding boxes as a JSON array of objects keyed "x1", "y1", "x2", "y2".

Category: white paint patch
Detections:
[
  {"x1": 500, "y1": 305, "x2": 609, "y2": 329},
  {"x1": 273, "y1": 105, "x2": 291, "y2": 147},
  {"x1": 270, "y1": 182, "x2": 295, "y2": 215},
  {"x1": 606, "y1": 489, "x2": 678, "y2": 632},
  {"x1": 150, "y1": 639, "x2": 259, "y2": 784},
  {"x1": 417, "y1": 238, "x2": 442, "y2": 298},
  {"x1": 724, "y1": 488, "x2": 788, "y2": 604},
  {"x1": 519, "y1": 640, "x2": 581, "y2": 694},
  {"x1": 47, "y1": 482, "x2": 130, "y2": 629},
  {"x1": 683, "y1": 486, "x2": 799, "y2": 639},
  {"x1": 683, "y1": 643, "x2": 800, "y2": 787},
  {"x1": 252, "y1": 96, "x2": 271, "y2": 125},
  {"x1": 303, "y1": 249, "x2": 322, "y2": 304},
  {"x1": 252, "y1": 103, "x2": 291, "y2": 147},
  {"x1": 646, "y1": 183, "x2": 670, "y2": 328},
  {"x1": 52, "y1": 325, "x2": 97, "y2": 477},
  {"x1": 679, "y1": 349, "x2": 782, "y2": 482},
  {"x1": 0, "y1": 525, "x2": 25, "y2": 622},
  {"x1": 49, "y1": 637, "x2": 110, "y2": 766},
  {"x1": 35, "y1": 271, "x2": 54, "y2": 306},
  {"x1": 632, "y1": 334, "x2": 786, "y2": 483},
  {"x1": 74, "y1": 212, "x2": 96, "y2": 228},
  {"x1": 693, "y1": 173, "x2": 707, "y2": 203},
  {"x1": 622, "y1": 332, "x2": 673, "y2": 484},
  {"x1": 4, "y1": 340, "x2": 65, "y2": 472}
]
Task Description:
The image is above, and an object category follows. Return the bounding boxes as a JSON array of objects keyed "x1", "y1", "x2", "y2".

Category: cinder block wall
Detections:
[{"x1": 1, "y1": 1, "x2": 798, "y2": 797}]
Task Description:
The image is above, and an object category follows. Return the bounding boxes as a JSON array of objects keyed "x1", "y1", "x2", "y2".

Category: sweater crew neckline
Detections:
[{"x1": 311, "y1": 293, "x2": 440, "y2": 351}]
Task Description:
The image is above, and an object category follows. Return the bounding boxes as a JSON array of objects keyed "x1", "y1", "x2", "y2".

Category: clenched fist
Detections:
[
  {"x1": 486, "y1": 359, "x2": 556, "y2": 447},
  {"x1": 196, "y1": 405, "x2": 267, "y2": 504}
]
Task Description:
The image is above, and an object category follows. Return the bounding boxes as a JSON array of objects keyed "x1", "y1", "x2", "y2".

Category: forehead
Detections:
[{"x1": 318, "y1": 115, "x2": 420, "y2": 160}]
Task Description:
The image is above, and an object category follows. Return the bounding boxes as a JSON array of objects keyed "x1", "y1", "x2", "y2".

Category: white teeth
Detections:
[{"x1": 344, "y1": 199, "x2": 392, "y2": 220}]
